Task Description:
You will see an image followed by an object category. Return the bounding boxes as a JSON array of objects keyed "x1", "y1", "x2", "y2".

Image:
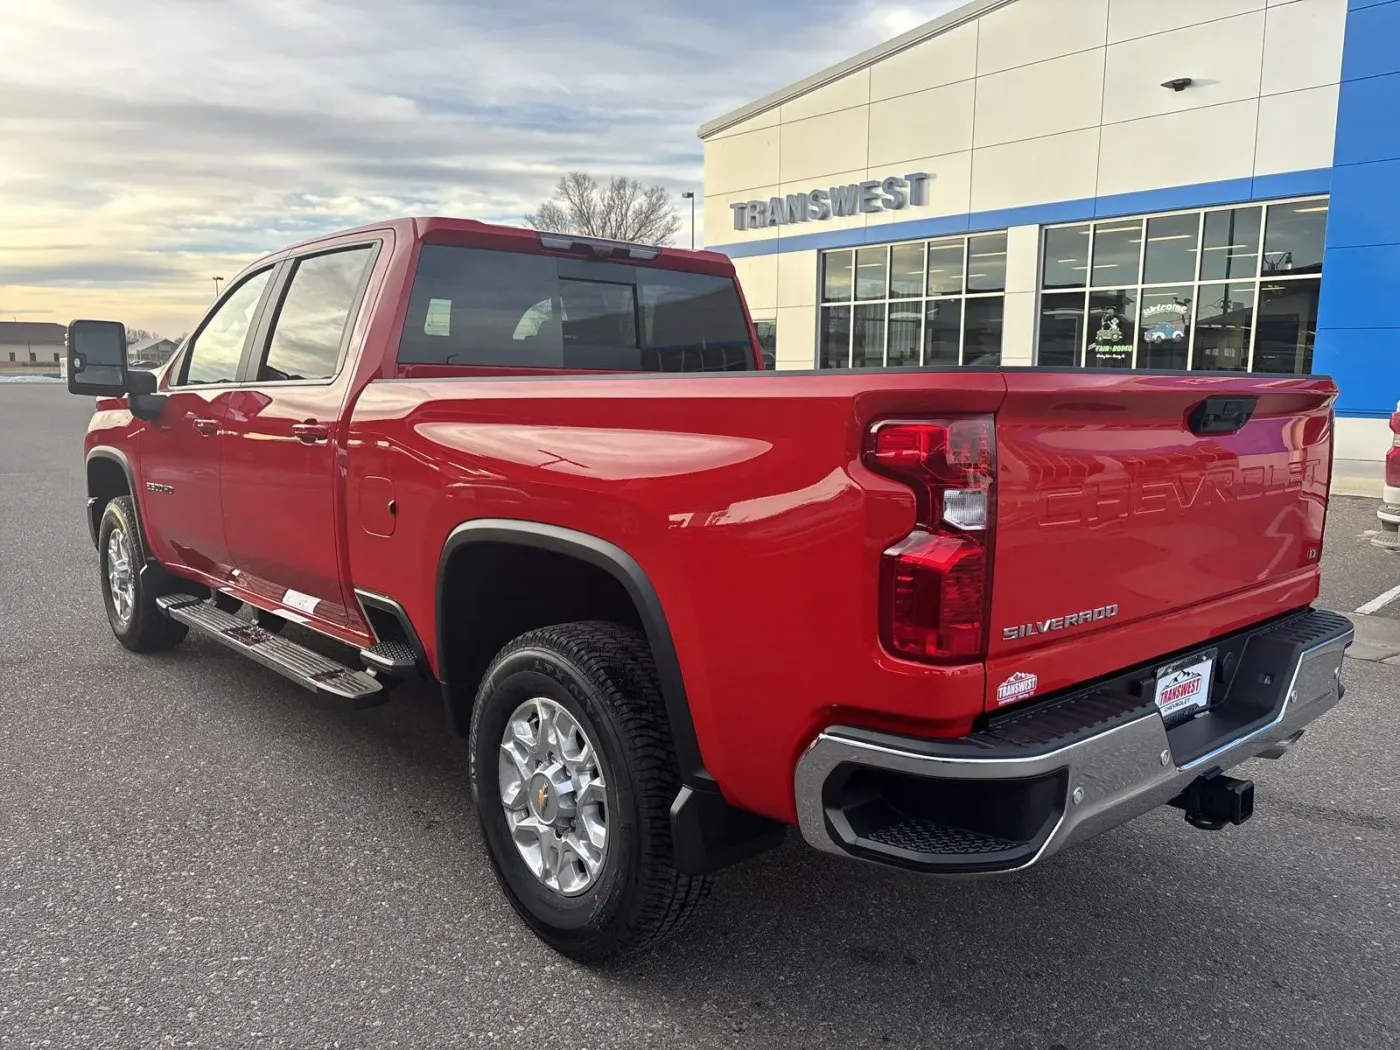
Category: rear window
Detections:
[{"x1": 397, "y1": 245, "x2": 755, "y2": 371}]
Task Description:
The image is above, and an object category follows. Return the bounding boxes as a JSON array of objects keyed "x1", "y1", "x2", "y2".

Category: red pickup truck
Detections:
[{"x1": 67, "y1": 217, "x2": 1353, "y2": 962}]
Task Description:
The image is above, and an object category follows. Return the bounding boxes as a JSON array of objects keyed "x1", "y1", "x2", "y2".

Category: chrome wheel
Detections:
[
  {"x1": 106, "y1": 527, "x2": 135, "y2": 625},
  {"x1": 498, "y1": 696, "x2": 609, "y2": 897}
]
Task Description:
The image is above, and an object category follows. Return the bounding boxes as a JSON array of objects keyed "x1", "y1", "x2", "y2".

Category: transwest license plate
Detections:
[{"x1": 1154, "y1": 649, "x2": 1216, "y2": 725}]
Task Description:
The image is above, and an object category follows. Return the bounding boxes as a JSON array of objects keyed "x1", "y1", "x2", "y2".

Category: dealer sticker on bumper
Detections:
[{"x1": 1154, "y1": 649, "x2": 1216, "y2": 724}]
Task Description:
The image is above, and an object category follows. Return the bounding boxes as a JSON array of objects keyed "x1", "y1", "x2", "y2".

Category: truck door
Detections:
[
  {"x1": 138, "y1": 267, "x2": 276, "y2": 579},
  {"x1": 220, "y1": 242, "x2": 379, "y2": 635}
]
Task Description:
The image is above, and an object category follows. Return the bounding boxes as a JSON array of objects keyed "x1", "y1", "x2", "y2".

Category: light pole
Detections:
[
  {"x1": 212, "y1": 276, "x2": 224, "y2": 299},
  {"x1": 681, "y1": 191, "x2": 695, "y2": 250}
]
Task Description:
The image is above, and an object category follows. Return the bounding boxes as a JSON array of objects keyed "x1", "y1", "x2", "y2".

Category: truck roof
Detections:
[{"x1": 271, "y1": 216, "x2": 732, "y2": 274}]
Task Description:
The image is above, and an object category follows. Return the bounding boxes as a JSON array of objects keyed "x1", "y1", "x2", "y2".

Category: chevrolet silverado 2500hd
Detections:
[{"x1": 66, "y1": 217, "x2": 1354, "y2": 962}]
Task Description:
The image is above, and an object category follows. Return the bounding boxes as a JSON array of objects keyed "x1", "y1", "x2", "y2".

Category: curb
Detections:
[
  {"x1": 1341, "y1": 611, "x2": 1400, "y2": 663},
  {"x1": 1333, "y1": 477, "x2": 1383, "y2": 499}
]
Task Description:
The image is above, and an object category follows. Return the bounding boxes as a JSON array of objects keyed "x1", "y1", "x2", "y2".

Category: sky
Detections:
[{"x1": 0, "y1": 0, "x2": 962, "y2": 337}]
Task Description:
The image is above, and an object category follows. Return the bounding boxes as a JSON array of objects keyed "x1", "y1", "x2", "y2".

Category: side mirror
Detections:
[{"x1": 67, "y1": 319, "x2": 129, "y2": 396}]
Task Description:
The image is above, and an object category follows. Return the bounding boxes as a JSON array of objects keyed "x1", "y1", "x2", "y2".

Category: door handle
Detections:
[
  {"x1": 293, "y1": 421, "x2": 330, "y2": 444},
  {"x1": 192, "y1": 417, "x2": 219, "y2": 437}
]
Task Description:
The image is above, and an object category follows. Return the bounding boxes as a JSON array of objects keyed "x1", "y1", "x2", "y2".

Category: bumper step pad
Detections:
[{"x1": 157, "y1": 594, "x2": 385, "y2": 707}]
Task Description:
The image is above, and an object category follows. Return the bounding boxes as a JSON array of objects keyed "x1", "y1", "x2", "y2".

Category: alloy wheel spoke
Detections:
[
  {"x1": 500, "y1": 696, "x2": 609, "y2": 897},
  {"x1": 576, "y1": 775, "x2": 606, "y2": 809}
]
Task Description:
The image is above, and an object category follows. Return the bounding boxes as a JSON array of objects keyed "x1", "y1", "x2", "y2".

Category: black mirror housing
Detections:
[{"x1": 67, "y1": 319, "x2": 129, "y2": 397}]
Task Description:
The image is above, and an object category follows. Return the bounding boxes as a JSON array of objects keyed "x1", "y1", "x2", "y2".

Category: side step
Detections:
[
  {"x1": 157, "y1": 594, "x2": 386, "y2": 707},
  {"x1": 360, "y1": 639, "x2": 418, "y2": 676}
]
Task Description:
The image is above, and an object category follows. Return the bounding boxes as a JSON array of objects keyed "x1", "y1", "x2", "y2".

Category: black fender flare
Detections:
[
  {"x1": 437, "y1": 518, "x2": 707, "y2": 784},
  {"x1": 86, "y1": 446, "x2": 191, "y2": 598},
  {"x1": 85, "y1": 446, "x2": 142, "y2": 551},
  {"x1": 436, "y1": 519, "x2": 785, "y2": 874}
]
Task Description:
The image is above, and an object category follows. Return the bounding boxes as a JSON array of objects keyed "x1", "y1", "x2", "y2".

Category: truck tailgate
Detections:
[{"x1": 985, "y1": 371, "x2": 1335, "y2": 710}]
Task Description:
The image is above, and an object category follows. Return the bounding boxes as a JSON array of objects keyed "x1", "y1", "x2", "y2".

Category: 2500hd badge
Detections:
[{"x1": 1002, "y1": 603, "x2": 1120, "y2": 641}]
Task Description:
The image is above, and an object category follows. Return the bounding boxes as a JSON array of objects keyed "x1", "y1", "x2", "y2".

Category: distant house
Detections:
[
  {"x1": 0, "y1": 321, "x2": 65, "y2": 366},
  {"x1": 128, "y1": 336, "x2": 180, "y2": 368}
]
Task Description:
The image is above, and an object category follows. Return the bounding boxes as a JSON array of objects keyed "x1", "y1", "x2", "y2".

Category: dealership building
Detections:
[{"x1": 699, "y1": 0, "x2": 1400, "y2": 459}]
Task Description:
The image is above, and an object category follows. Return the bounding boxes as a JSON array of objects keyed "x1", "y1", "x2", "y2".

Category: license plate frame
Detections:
[{"x1": 1153, "y1": 648, "x2": 1216, "y2": 725}]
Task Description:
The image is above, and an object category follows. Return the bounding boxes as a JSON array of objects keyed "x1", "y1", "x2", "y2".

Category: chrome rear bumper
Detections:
[{"x1": 795, "y1": 609, "x2": 1353, "y2": 874}]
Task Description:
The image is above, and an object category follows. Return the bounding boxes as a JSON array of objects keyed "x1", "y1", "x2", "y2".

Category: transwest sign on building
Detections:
[{"x1": 730, "y1": 172, "x2": 932, "y2": 231}]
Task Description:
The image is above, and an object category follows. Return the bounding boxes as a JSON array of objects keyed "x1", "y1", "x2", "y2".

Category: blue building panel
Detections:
[
  {"x1": 1325, "y1": 159, "x2": 1400, "y2": 248},
  {"x1": 1318, "y1": 245, "x2": 1400, "y2": 330},
  {"x1": 1313, "y1": 329, "x2": 1400, "y2": 417},
  {"x1": 1316, "y1": 0, "x2": 1400, "y2": 417},
  {"x1": 1341, "y1": 1, "x2": 1400, "y2": 82}
]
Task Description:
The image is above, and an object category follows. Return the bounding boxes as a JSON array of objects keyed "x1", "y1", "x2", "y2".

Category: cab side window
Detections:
[
  {"x1": 181, "y1": 269, "x2": 274, "y2": 385},
  {"x1": 258, "y1": 246, "x2": 375, "y2": 382}
]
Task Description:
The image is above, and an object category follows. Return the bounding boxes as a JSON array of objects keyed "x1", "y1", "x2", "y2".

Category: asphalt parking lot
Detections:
[{"x1": 1, "y1": 384, "x2": 1397, "y2": 1050}]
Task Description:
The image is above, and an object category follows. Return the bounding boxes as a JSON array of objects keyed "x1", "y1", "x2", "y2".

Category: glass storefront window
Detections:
[
  {"x1": 1138, "y1": 286, "x2": 1193, "y2": 370},
  {"x1": 1039, "y1": 292, "x2": 1086, "y2": 367},
  {"x1": 924, "y1": 298, "x2": 962, "y2": 366},
  {"x1": 926, "y1": 238, "x2": 965, "y2": 295},
  {"x1": 1091, "y1": 221, "x2": 1142, "y2": 288},
  {"x1": 890, "y1": 242, "x2": 925, "y2": 298},
  {"x1": 1143, "y1": 213, "x2": 1200, "y2": 285},
  {"x1": 823, "y1": 252, "x2": 853, "y2": 303},
  {"x1": 855, "y1": 247, "x2": 888, "y2": 301},
  {"x1": 1254, "y1": 278, "x2": 1320, "y2": 374},
  {"x1": 753, "y1": 318, "x2": 777, "y2": 368},
  {"x1": 888, "y1": 303, "x2": 921, "y2": 366},
  {"x1": 820, "y1": 305, "x2": 851, "y2": 368},
  {"x1": 1200, "y1": 206, "x2": 1261, "y2": 282},
  {"x1": 1192, "y1": 284, "x2": 1256, "y2": 371},
  {"x1": 966, "y1": 233, "x2": 1007, "y2": 293},
  {"x1": 964, "y1": 298, "x2": 1003, "y2": 366},
  {"x1": 1043, "y1": 225, "x2": 1090, "y2": 289},
  {"x1": 819, "y1": 232, "x2": 1002, "y2": 369},
  {"x1": 1038, "y1": 197, "x2": 1324, "y2": 374},
  {"x1": 852, "y1": 303, "x2": 887, "y2": 366},
  {"x1": 1086, "y1": 288, "x2": 1137, "y2": 367},
  {"x1": 1263, "y1": 201, "x2": 1327, "y2": 277}
]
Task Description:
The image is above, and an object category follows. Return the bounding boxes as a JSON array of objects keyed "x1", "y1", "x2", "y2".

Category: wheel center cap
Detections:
[{"x1": 529, "y1": 773, "x2": 560, "y2": 823}]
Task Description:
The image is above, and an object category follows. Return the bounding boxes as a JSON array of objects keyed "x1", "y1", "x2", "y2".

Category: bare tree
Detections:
[
  {"x1": 525, "y1": 171, "x2": 682, "y2": 245},
  {"x1": 125, "y1": 327, "x2": 155, "y2": 346}
]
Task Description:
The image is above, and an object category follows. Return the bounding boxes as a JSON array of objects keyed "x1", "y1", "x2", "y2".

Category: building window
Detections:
[
  {"x1": 29, "y1": 351, "x2": 36, "y2": 363},
  {"x1": 752, "y1": 318, "x2": 776, "y2": 367},
  {"x1": 53, "y1": 352, "x2": 60, "y2": 363},
  {"x1": 1036, "y1": 197, "x2": 1326, "y2": 373},
  {"x1": 819, "y1": 232, "x2": 1006, "y2": 368}
]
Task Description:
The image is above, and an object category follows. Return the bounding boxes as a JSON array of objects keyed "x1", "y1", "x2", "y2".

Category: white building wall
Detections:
[{"x1": 702, "y1": 0, "x2": 1348, "y2": 369}]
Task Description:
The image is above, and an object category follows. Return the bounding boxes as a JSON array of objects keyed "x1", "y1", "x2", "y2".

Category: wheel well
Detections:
[
  {"x1": 438, "y1": 541, "x2": 643, "y2": 732},
  {"x1": 87, "y1": 456, "x2": 132, "y2": 546}
]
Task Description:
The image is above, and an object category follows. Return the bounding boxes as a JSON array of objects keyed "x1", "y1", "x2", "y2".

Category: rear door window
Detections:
[
  {"x1": 397, "y1": 245, "x2": 754, "y2": 371},
  {"x1": 257, "y1": 246, "x2": 375, "y2": 382}
]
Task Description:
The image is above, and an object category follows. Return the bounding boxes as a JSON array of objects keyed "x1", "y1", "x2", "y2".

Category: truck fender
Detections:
[{"x1": 436, "y1": 519, "x2": 785, "y2": 875}]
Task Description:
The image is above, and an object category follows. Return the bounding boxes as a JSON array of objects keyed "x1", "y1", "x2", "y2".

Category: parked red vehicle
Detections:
[{"x1": 68, "y1": 217, "x2": 1353, "y2": 961}]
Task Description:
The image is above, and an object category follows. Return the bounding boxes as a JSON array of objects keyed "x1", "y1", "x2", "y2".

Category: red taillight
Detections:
[
  {"x1": 1389, "y1": 410, "x2": 1400, "y2": 437},
  {"x1": 865, "y1": 418, "x2": 995, "y2": 663}
]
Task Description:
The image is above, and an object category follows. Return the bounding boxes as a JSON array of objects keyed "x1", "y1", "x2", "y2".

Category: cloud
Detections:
[{"x1": 0, "y1": 0, "x2": 963, "y2": 334}]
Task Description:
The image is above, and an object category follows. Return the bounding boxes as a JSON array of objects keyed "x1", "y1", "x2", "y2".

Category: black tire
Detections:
[
  {"x1": 97, "y1": 496, "x2": 188, "y2": 653},
  {"x1": 468, "y1": 620, "x2": 711, "y2": 963},
  {"x1": 254, "y1": 609, "x2": 286, "y2": 634}
]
